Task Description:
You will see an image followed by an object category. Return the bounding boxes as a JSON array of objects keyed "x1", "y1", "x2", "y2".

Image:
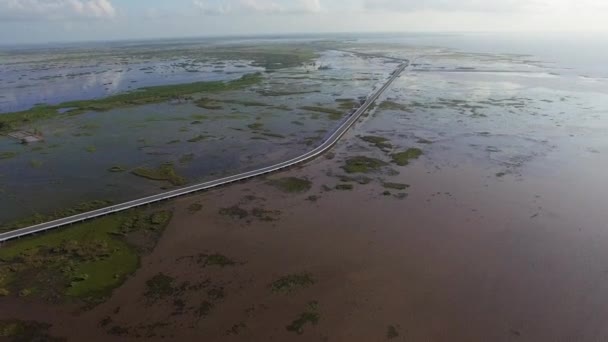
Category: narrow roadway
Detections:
[{"x1": 0, "y1": 61, "x2": 408, "y2": 243}]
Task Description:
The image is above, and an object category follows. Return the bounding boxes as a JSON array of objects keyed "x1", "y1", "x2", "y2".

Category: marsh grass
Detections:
[
  {"x1": 286, "y1": 301, "x2": 320, "y2": 335},
  {"x1": 0, "y1": 73, "x2": 263, "y2": 132},
  {"x1": 0, "y1": 210, "x2": 172, "y2": 305},
  {"x1": 390, "y1": 148, "x2": 423, "y2": 166},
  {"x1": 269, "y1": 177, "x2": 312, "y2": 193},
  {"x1": 270, "y1": 273, "x2": 315, "y2": 294},
  {"x1": 342, "y1": 156, "x2": 388, "y2": 174},
  {"x1": 131, "y1": 163, "x2": 187, "y2": 186}
]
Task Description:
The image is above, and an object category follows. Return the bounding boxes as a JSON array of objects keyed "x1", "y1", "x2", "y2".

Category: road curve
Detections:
[{"x1": 0, "y1": 61, "x2": 408, "y2": 243}]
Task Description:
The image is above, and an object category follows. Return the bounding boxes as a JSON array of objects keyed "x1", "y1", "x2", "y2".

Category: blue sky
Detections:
[{"x1": 1, "y1": 0, "x2": 607, "y2": 44}]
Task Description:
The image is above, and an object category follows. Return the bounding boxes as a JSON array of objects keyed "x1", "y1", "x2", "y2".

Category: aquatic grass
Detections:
[
  {"x1": 300, "y1": 106, "x2": 344, "y2": 120},
  {"x1": 335, "y1": 184, "x2": 354, "y2": 191},
  {"x1": 359, "y1": 135, "x2": 393, "y2": 151},
  {"x1": 0, "y1": 73, "x2": 263, "y2": 132},
  {"x1": 270, "y1": 273, "x2": 315, "y2": 294},
  {"x1": 390, "y1": 148, "x2": 423, "y2": 166},
  {"x1": 0, "y1": 210, "x2": 172, "y2": 304},
  {"x1": 342, "y1": 156, "x2": 388, "y2": 174},
  {"x1": 108, "y1": 166, "x2": 126, "y2": 173},
  {"x1": 382, "y1": 182, "x2": 410, "y2": 190},
  {"x1": 0, "y1": 151, "x2": 17, "y2": 160},
  {"x1": 286, "y1": 301, "x2": 320, "y2": 335},
  {"x1": 0, "y1": 200, "x2": 113, "y2": 232},
  {"x1": 131, "y1": 163, "x2": 187, "y2": 186},
  {"x1": 269, "y1": 177, "x2": 312, "y2": 193}
]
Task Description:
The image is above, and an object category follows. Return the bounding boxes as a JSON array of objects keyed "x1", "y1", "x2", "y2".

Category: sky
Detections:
[{"x1": 0, "y1": 0, "x2": 607, "y2": 44}]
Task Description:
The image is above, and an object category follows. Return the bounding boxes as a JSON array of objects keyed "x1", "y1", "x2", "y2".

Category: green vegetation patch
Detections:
[
  {"x1": 378, "y1": 100, "x2": 412, "y2": 112},
  {"x1": 300, "y1": 106, "x2": 344, "y2": 120},
  {"x1": 337, "y1": 175, "x2": 373, "y2": 185},
  {"x1": 0, "y1": 319, "x2": 64, "y2": 342},
  {"x1": 144, "y1": 273, "x2": 176, "y2": 302},
  {"x1": 271, "y1": 272, "x2": 315, "y2": 294},
  {"x1": 247, "y1": 122, "x2": 264, "y2": 130},
  {"x1": 359, "y1": 135, "x2": 393, "y2": 151},
  {"x1": 0, "y1": 73, "x2": 263, "y2": 132},
  {"x1": 0, "y1": 200, "x2": 112, "y2": 232},
  {"x1": 286, "y1": 301, "x2": 320, "y2": 335},
  {"x1": 269, "y1": 177, "x2": 312, "y2": 193},
  {"x1": 108, "y1": 166, "x2": 126, "y2": 173},
  {"x1": 195, "y1": 98, "x2": 223, "y2": 110},
  {"x1": 219, "y1": 206, "x2": 249, "y2": 219},
  {"x1": 336, "y1": 99, "x2": 359, "y2": 110},
  {"x1": 335, "y1": 184, "x2": 354, "y2": 191},
  {"x1": 132, "y1": 163, "x2": 187, "y2": 186},
  {"x1": 342, "y1": 156, "x2": 388, "y2": 174},
  {"x1": 187, "y1": 134, "x2": 212, "y2": 143},
  {"x1": 251, "y1": 207, "x2": 281, "y2": 222},
  {"x1": 197, "y1": 253, "x2": 236, "y2": 268},
  {"x1": 390, "y1": 148, "x2": 423, "y2": 166},
  {"x1": 0, "y1": 210, "x2": 172, "y2": 305},
  {"x1": 382, "y1": 182, "x2": 410, "y2": 190},
  {"x1": 0, "y1": 151, "x2": 17, "y2": 160}
]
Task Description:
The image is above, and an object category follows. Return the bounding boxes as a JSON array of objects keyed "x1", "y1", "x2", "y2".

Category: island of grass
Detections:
[
  {"x1": 391, "y1": 148, "x2": 423, "y2": 166},
  {"x1": 271, "y1": 273, "x2": 315, "y2": 294},
  {"x1": 286, "y1": 301, "x2": 320, "y2": 335},
  {"x1": 378, "y1": 100, "x2": 412, "y2": 112},
  {"x1": 268, "y1": 177, "x2": 312, "y2": 193},
  {"x1": 0, "y1": 73, "x2": 263, "y2": 132},
  {"x1": 0, "y1": 320, "x2": 64, "y2": 341},
  {"x1": 300, "y1": 106, "x2": 344, "y2": 120},
  {"x1": 335, "y1": 184, "x2": 354, "y2": 191},
  {"x1": 0, "y1": 200, "x2": 113, "y2": 233},
  {"x1": 108, "y1": 166, "x2": 126, "y2": 173},
  {"x1": 0, "y1": 151, "x2": 18, "y2": 160},
  {"x1": 0, "y1": 209, "x2": 172, "y2": 305},
  {"x1": 359, "y1": 135, "x2": 393, "y2": 151},
  {"x1": 382, "y1": 182, "x2": 410, "y2": 190},
  {"x1": 131, "y1": 163, "x2": 187, "y2": 186},
  {"x1": 342, "y1": 156, "x2": 388, "y2": 174}
]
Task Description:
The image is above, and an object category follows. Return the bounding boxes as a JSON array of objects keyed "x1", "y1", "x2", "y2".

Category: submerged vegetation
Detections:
[
  {"x1": 342, "y1": 156, "x2": 388, "y2": 174},
  {"x1": 131, "y1": 163, "x2": 187, "y2": 186},
  {"x1": 0, "y1": 200, "x2": 113, "y2": 232},
  {"x1": 269, "y1": 177, "x2": 312, "y2": 193},
  {"x1": 0, "y1": 210, "x2": 172, "y2": 305},
  {"x1": 378, "y1": 100, "x2": 412, "y2": 112},
  {"x1": 300, "y1": 106, "x2": 344, "y2": 120},
  {"x1": 286, "y1": 301, "x2": 320, "y2": 335},
  {"x1": 271, "y1": 273, "x2": 315, "y2": 294},
  {"x1": 390, "y1": 148, "x2": 423, "y2": 166},
  {"x1": 0, "y1": 73, "x2": 263, "y2": 132},
  {"x1": 382, "y1": 182, "x2": 410, "y2": 190},
  {"x1": 359, "y1": 135, "x2": 393, "y2": 151},
  {"x1": 0, "y1": 151, "x2": 18, "y2": 160},
  {"x1": 0, "y1": 320, "x2": 64, "y2": 342}
]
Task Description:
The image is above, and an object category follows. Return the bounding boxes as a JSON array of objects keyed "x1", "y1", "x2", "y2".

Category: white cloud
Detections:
[
  {"x1": 0, "y1": 0, "x2": 116, "y2": 21},
  {"x1": 362, "y1": 0, "x2": 608, "y2": 13},
  {"x1": 193, "y1": 0, "x2": 321, "y2": 15}
]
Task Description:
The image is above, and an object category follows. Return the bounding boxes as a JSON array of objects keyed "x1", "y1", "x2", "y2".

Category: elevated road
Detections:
[{"x1": 0, "y1": 61, "x2": 408, "y2": 243}]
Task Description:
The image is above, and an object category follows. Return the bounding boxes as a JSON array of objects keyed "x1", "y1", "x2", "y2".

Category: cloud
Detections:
[
  {"x1": 193, "y1": 0, "x2": 321, "y2": 15},
  {"x1": 0, "y1": 0, "x2": 116, "y2": 21},
  {"x1": 362, "y1": 0, "x2": 608, "y2": 13},
  {"x1": 363, "y1": 0, "x2": 538, "y2": 12}
]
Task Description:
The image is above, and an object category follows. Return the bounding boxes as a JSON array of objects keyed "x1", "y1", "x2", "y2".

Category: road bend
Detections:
[{"x1": 0, "y1": 61, "x2": 408, "y2": 243}]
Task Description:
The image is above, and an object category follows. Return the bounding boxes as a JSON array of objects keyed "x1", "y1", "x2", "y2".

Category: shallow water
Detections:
[{"x1": 0, "y1": 48, "x2": 394, "y2": 223}]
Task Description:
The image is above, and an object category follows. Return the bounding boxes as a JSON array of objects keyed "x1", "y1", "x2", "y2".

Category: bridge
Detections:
[{"x1": 0, "y1": 60, "x2": 408, "y2": 243}]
